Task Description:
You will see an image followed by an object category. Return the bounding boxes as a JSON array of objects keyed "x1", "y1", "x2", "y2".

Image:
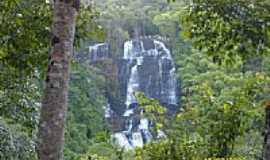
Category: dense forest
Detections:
[{"x1": 0, "y1": 0, "x2": 270, "y2": 160}]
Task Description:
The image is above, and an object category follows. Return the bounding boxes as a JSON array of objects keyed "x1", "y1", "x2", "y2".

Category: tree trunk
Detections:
[
  {"x1": 263, "y1": 103, "x2": 270, "y2": 160},
  {"x1": 37, "y1": 0, "x2": 79, "y2": 160}
]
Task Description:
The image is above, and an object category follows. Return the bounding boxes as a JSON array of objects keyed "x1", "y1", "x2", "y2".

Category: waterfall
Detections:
[
  {"x1": 111, "y1": 38, "x2": 177, "y2": 150},
  {"x1": 124, "y1": 40, "x2": 144, "y2": 108},
  {"x1": 85, "y1": 38, "x2": 178, "y2": 150}
]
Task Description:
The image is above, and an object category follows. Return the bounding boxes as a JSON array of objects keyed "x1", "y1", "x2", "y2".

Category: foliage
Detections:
[
  {"x1": 135, "y1": 137, "x2": 207, "y2": 160},
  {"x1": 178, "y1": 1, "x2": 270, "y2": 155},
  {"x1": 174, "y1": 50, "x2": 270, "y2": 158},
  {"x1": 64, "y1": 62, "x2": 108, "y2": 160},
  {"x1": 0, "y1": 0, "x2": 49, "y2": 135},
  {"x1": 0, "y1": 75, "x2": 41, "y2": 136},
  {"x1": 0, "y1": 0, "x2": 51, "y2": 74},
  {"x1": 181, "y1": 0, "x2": 270, "y2": 62},
  {"x1": 0, "y1": 118, "x2": 37, "y2": 160},
  {"x1": 93, "y1": 0, "x2": 182, "y2": 55},
  {"x1": 80, "y1": 142, "x2": 118, "y2": 160},
  {"x1": 153, "y1": 11, "x2": 180, "y2": 38}
]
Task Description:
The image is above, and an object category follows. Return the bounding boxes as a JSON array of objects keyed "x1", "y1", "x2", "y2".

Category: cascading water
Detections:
[
  {"x1": 112, "y1": 38, "x2": 178, "y2": 150},
  {"x1": 88, "y1": 43, "x2": 110, "y2": 61}
]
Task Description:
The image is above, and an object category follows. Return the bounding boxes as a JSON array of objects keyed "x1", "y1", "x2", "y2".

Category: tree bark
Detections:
[
  {"x1": 37, "y1": 0, "x2": 79, "y2": 160},
  {"x1": 263, "y1": 103, "x2": 270, "y2": 160}
]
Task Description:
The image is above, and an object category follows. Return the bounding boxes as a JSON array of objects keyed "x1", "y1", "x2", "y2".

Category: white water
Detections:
[
  {"x1": 123, "y1": 109, "x2": 134, "y2": 117},
  {"x1": 112, "y1": 133, "x2": 133, "y2": 150},
  {"x1": 103, "y1": 104, "x2": 113, "y2": 118},
  {"x1": 138, "y1": 118, "x2": 149, "y2": 130},
  {"x1": 125, "y1": 65, "x2": 140, "y2": 107},
  {"x1": 132, "y1": 132, "x2": 144, "y2": 147}
]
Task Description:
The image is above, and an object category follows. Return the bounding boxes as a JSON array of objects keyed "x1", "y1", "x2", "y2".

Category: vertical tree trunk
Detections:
[
  {"x1": 263, "y1": 103, "x2": 270, "y2": 160},
  {"x1": 37, "y1": 0, "x2": 79, "y2": 160}
]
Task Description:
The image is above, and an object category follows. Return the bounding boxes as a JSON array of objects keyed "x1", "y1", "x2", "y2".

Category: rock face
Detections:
[{"x1": 85, "y1": 38, "x2": 178, "y2": 149}]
